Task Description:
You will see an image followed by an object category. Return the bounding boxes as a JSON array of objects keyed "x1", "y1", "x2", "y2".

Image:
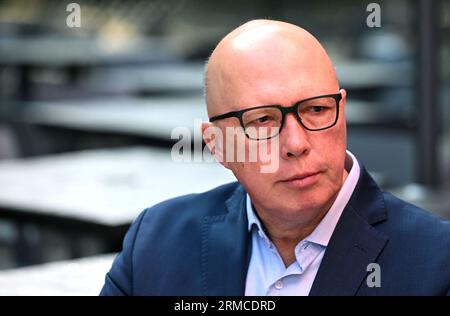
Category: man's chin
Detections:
[{"x1": 275, "y1": 191, "x2": 333, "y2": 214}]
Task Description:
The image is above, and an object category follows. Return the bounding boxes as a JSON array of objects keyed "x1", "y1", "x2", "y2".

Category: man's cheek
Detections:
[{"x1": 258, "y1": 137, "x2": 280, "y2": 174}]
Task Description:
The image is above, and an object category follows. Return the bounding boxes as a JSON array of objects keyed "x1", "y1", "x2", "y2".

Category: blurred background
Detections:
[{"x1": 0, "y1": 0, "x2": 448, "y2": 295}]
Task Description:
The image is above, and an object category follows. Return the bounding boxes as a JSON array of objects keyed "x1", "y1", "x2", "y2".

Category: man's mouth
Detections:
[{"x1": 280, "y1": 171, "x2": 321, "y2": 189}]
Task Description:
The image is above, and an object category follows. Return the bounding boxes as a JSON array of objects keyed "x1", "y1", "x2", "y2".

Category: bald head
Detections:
[{"x1": 204, "y1": 19, "x2": 339, "y2": 117}]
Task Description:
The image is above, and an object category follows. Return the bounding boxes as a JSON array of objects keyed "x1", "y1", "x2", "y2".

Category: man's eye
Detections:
[
  {"x1": 256, "y1": 116, "x2": 270, "y2": 123},
  {"x1": 311, "y1": 106, "x2": 325, "y2": 112},
  {"x1": 248, "y1": 115, "x2": 273, "y2": 125},
  {"x1": 304, "y1": 106, "x2": 327, "y2": 114}
]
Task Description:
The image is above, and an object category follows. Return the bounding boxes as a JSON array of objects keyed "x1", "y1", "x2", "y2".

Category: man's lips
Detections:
[{"x1": 279, "y1": 171, "x2": 322, "y2": 188}]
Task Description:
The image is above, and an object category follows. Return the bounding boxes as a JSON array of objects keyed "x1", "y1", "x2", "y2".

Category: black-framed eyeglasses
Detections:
[{"x1": 209, "y1": 92, "x2": 342, "y2": 140}]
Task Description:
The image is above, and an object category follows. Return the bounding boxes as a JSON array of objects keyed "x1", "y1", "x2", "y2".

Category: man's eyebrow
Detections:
[{"x1": 237, "y1": 102, "x2": 283, "y2": 110}]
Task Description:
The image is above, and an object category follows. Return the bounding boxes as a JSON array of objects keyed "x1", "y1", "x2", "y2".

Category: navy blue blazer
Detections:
[{"x1": 100, "y1": 166, "x2": 450, "y2": 295}]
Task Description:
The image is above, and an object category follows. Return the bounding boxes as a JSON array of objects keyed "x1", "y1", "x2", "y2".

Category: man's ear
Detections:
[
  {"x1": 340, "y1": 88, "x2": 347, "y2": 110},
  {"x1": 201, "y1": 122, "x2": 230, "y2": 169}
]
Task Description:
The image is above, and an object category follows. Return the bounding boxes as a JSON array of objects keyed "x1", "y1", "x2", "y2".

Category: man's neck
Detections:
[
  {"x1": 258, "y1": 203, "x2": 330, "y2": 267},
  {"x1": 255, "y1": 168, "x2": 349, "y2": 267}
]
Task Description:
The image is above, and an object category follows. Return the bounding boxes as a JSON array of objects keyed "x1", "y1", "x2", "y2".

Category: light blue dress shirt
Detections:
[{"x1": 245, "y1": 151, "x2": 360, "y2": 296}]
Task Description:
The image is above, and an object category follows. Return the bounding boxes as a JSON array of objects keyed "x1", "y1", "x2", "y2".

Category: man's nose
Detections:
[{"x1": 279, "y1": 113, "x2": 311, "y2": 159}]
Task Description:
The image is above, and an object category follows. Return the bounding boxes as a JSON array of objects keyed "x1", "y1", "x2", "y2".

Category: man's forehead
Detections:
[
  {"x1": 207, "y1": 63, "x2": 337, "y2": 116},
  {"x1": 213, "y1": 82, "x2": 338, "y2": 116}
]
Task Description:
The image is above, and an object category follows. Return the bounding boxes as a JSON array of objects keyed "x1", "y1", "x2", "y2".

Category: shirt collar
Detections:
[
  {"x1": 246, "y1": 150, "x2": 361, "y2": 247},
  {"x1": 247, "y1": 192, "x2": 265, "y2": 232}
]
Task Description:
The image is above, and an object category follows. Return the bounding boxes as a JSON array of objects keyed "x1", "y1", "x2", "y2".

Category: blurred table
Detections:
[
  {"x1": 0, "y1": 147, "x2": 236, "y2": 264},
  {"x1": 0, "y1": 254, "x2": 115, "y2": 296},
  {"x1": 11, "y1": 95, "x2": 208, "y2": 155},
  {"x1": 83, "y1": 62, "x2": 204, "y2": 95},
  {"x1": 17, "y1": 95, "x2": 207, "y2": 140}
]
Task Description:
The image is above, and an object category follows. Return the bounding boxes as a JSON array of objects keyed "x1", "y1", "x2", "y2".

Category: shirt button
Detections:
[{"x1": 274, "y1": 280, "x2": 283, "y2": 290}]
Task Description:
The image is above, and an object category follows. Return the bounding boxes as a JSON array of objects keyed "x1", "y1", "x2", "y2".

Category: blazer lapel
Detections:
[
  {"x1": 200, "y1": 185, "x2": 250, "y2": 295},
  {"x1": 309, "y1": 167, "x2": 389, "y2": 296}
]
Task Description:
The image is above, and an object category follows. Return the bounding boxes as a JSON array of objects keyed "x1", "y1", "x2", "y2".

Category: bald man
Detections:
[{"x1": 101, "y1": 20, "x2": 450, "y2": 296}]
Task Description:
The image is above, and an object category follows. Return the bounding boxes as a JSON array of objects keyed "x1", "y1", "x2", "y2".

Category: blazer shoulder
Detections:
[
  {"x1": 372, "y1": 192, "x2": 450, "y2": 294},
  {"x1": 131, "y1": 181, "x2": 242, "y2": 241},
  {"x1": 382, "y1": 191, "x2": 450, "y2": 243},
  {"x1": 141, "y1": 181, "x2": 240, "y2": 218}
]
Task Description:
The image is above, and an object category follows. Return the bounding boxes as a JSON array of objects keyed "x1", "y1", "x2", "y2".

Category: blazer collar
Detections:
[{"x1": 309, "y1": 164, "x2": 389, "y2": 295}]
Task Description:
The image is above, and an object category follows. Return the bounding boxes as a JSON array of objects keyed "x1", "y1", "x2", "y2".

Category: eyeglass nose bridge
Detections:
[{"x1": 278, "y1": 102, "x2": 307, "y2": 135}]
